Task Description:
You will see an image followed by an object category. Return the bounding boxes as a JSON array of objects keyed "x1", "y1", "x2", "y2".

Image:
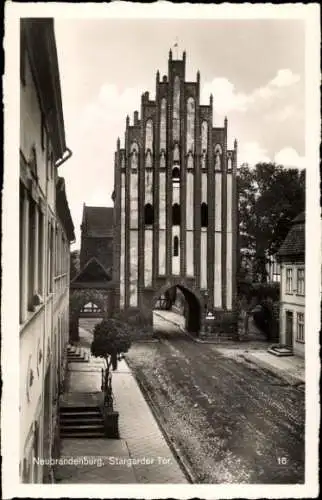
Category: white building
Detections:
[
  {"x1": 277, "y1": 212, "x2": 305, "y2": 357},
  {"x1": 19, "y1": 19, "x2": 75, "y2": 482}
]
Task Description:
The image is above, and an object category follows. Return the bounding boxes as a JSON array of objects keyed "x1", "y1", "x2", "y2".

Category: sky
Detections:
[{"x1": 54, "y1": 16, "x2": 306, "y2": 248}]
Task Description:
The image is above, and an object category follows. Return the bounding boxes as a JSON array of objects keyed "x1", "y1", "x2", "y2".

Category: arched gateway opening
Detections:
[{"x1": 152, "y1": 283, "x2": 202, "y2": 337}]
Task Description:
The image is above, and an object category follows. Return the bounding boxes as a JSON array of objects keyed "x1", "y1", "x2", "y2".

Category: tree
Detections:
[
  {"x1": 238, "y1": 163, "x2": 305, "y2": 282},
  {"x1": 91, "y1": 319, "x2": 132, "y2": 407},
  {"x1": 70, "y1": 249, "x2": 80, "y2": 280}
]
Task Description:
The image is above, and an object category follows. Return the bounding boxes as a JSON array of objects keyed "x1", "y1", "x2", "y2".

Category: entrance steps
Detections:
[
  {"x1": 60, "y1": 406, "x2": 105, "y2": 438},
  {"x1": 66, "y1": 345, "x2": 89, "y2": 363}
]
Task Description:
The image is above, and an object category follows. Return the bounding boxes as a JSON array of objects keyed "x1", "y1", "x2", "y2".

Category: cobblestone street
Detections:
[{"x1": 126, "y1": 315, "x2": 305, "y2": 484}]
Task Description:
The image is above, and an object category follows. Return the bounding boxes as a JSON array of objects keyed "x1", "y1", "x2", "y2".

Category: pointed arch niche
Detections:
[{"x1": 186, "y1": 97, "x2": 195, "y2": 153}]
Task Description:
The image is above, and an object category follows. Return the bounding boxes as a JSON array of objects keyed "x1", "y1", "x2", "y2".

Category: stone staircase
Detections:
[
  {"x1": 60, "y1": 406, "x2": 105, "y2": 438},
  {"x1": 66, "y1": 345, "x2": 90, "y2": 363}
]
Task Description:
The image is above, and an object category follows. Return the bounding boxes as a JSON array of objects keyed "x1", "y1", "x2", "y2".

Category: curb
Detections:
[
  {"x1": 240, "y1": 352, "x2": 305, "y2": 386},
  {"x1": 124, "y1": 356, "x2": 196, "y2": 484}
]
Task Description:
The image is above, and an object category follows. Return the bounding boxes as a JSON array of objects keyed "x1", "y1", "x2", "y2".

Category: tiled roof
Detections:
[
  {"x1": 82, "y1": 206, "x2": 114, "y2": 237},
  {"x1": 56, "y1": 177, "x2": 75, "y2": 241},
  {"x1": 71, "y1": 257, "x2": 111, "y2": 284},
  {"x1": 276, "y1": 212, "x2": 305, "y2": 259}
]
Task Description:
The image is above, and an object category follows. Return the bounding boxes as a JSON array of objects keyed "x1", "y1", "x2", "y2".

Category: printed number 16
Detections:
[{"x1": 277, "y1": 457, "x2": 288, "y2": 465}]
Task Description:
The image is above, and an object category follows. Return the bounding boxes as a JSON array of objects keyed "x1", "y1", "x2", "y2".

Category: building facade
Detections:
[
  {"x1": 69, "y1": 206, "x2": 115, "y2": 342},
  {"x1": 277, "y1": 212, "x2": 305, "y2": 357},
  {"x1": 113, "y1": 50, "x2": 238, "y2": 335},
  {"x1": 80, "y1": 205, "x2": 114, "y2": 272},
  {"x1": 20, "y1": 19, "x2": 75, "y2": 482}
]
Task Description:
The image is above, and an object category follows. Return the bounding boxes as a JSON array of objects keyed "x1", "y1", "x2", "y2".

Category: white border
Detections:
[{"x1": 2, "y1": 2, "x2": 320, "y2": 499}]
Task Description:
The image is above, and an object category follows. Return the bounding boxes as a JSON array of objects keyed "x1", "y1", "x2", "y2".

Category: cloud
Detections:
[
  {"x1": 201, "y1": 78, "x2": 251, "y2": 115},
  {"x1": 270, "y1": 69, "x2": 300, "y2": 88},
  {"x1": 238, "y1": 141, "x2": 271, "y2": 167},
  {"x1": 266, "y1": 105, "x2": 297, "y2": 122},
  {"x1": 78, "y1": 84, "x2": 142, "y2": 136},
  {"x1": 274, "y1": 147, "x2": 305, "y2": 169},
  {"x1": 201, "y1": 68, "x2": 300, "y2": 116},
  {"x1": 238, "y1": 142, "x2": 305, "y2": 170}
]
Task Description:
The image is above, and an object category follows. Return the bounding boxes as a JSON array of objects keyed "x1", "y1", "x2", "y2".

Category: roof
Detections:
[
  {"x1": 71, "y1": 257, "x2": 112, "y2": 286},
  {"x1": 276, "y1": 211, "x2": 305, "y2": 260},
  {"x1": 81, "y1": 205, "x2": 114, "y2": 237},
  {"x1": 56, "y1": 177, "x2": 75, "y2": 241},
  {"x1": 22, "y1": 18, "x2": 66, "y2": 159}
]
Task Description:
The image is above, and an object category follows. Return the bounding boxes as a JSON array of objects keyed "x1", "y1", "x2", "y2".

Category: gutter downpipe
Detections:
[
  {"x1": 55, "y1": 147, "x2": 76, "y2": 244},
  {"x1": 55, "y1": 147, "x2": 73, "y2": 168}
]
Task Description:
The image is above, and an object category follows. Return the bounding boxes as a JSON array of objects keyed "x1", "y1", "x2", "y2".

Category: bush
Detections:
[
  {"x1": 238, "y1": 280, "x2": 280, "y2": 303},
  {"x1": 91, "y1": 319, "x2": 132, "y2": 365}
]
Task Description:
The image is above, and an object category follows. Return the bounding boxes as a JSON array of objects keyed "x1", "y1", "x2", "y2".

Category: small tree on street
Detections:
[{"x1": 91, "y1": 319, "x2": 132, "y2": 407}]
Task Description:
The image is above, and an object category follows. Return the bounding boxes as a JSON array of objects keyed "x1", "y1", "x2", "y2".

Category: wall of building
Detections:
[
  {"x1": 279, "y1": 261, "x2": 305, "y2": 357},
  {"x1": 19, "y1": 26, "x2": 72, "y2": 483},
  {"x1": 114, "y1": 51, "x2": 238, "y2": 335}
]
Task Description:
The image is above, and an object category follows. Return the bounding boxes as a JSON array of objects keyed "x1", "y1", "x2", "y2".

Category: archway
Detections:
[
  {"x1": 69, "y1": 289, "x2": 109, "y2": 342},
  {"x1": 152, "y1": 282, "x2": 202, "y2": 337}
]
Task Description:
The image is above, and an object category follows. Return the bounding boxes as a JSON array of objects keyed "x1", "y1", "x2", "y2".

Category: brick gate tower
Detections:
[{"x1": 113, "y1": 50, "x2": 238, "y2": 337}]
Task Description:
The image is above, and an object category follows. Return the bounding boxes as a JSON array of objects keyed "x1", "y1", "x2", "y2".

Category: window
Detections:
[
  {"x1": 38, "y1": 209, "x2": 44, "y2": 295},
  {"x1": 144, "y1": 204, "x2": 154, "y2": 226},
  {"x1": 296, "y1": 312, "x2": 305, "y2": 342},
  {"x1": 172, "y1": 204, "x2": 181, "y2": 226},
  {"x1": 286, "y1": 268, "x2": 293, "y2": 294},
  {"x1": 172, "y1": 167, "x2": 180, "y2": 182},
  {"x1": 173, "y1": 236, "x2": 179, "y2": 256},
  {"x1": 28, "y1": 200, "x2": 36, "y2": 310},
  {"x1": 297, "y1": 268, "x2": 305, "y2": 295},
  {"x1": 201, "y1": 203, "x2": 208, "y2": 228},
  {"x1": 82, "y1": 302, "x2": 102, "y2": 313},
  {"x1": 47, "y1": 223, "x2": 53, "y2": 294}
]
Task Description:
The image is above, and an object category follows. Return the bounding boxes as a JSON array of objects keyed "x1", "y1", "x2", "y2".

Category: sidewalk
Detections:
[
  {"x1": 55, "y1": 327, "x2": 188, "y2": 484},
  {"x1": 155, "y1": 310, "x2": 305, "y2": 386}
]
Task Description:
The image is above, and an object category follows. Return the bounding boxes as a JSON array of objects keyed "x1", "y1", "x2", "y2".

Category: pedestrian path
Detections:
[
  {"x1": 240, "y1": 350, "x2": 305, "y2": 385},
  {"x1": 155, "y1": 309, "x2": 305, "y2": 385},
  {"x1": 55, "y1": 327, "x2": 188, "y2": 484}
]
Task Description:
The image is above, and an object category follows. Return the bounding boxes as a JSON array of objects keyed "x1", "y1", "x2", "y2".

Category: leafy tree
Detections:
[
  {"x1": 238, "y1": 163, "x2": 305, "y2": 282},
  {"x1": 70, "y1": 249, "x2": 80, "y2": 280},
  {"x1": 91, "y1": 319, "x2": 132, "y2": 406}
]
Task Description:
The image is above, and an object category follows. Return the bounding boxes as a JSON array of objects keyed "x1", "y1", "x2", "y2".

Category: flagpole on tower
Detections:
[{"x1": 174, "y1": 37, "x2": 179, "y2": 59}]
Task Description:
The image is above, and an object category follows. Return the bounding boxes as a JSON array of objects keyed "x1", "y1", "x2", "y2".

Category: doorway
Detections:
[{"x1": 285, "y1": 311, "x2": 293, "y2": 347}]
